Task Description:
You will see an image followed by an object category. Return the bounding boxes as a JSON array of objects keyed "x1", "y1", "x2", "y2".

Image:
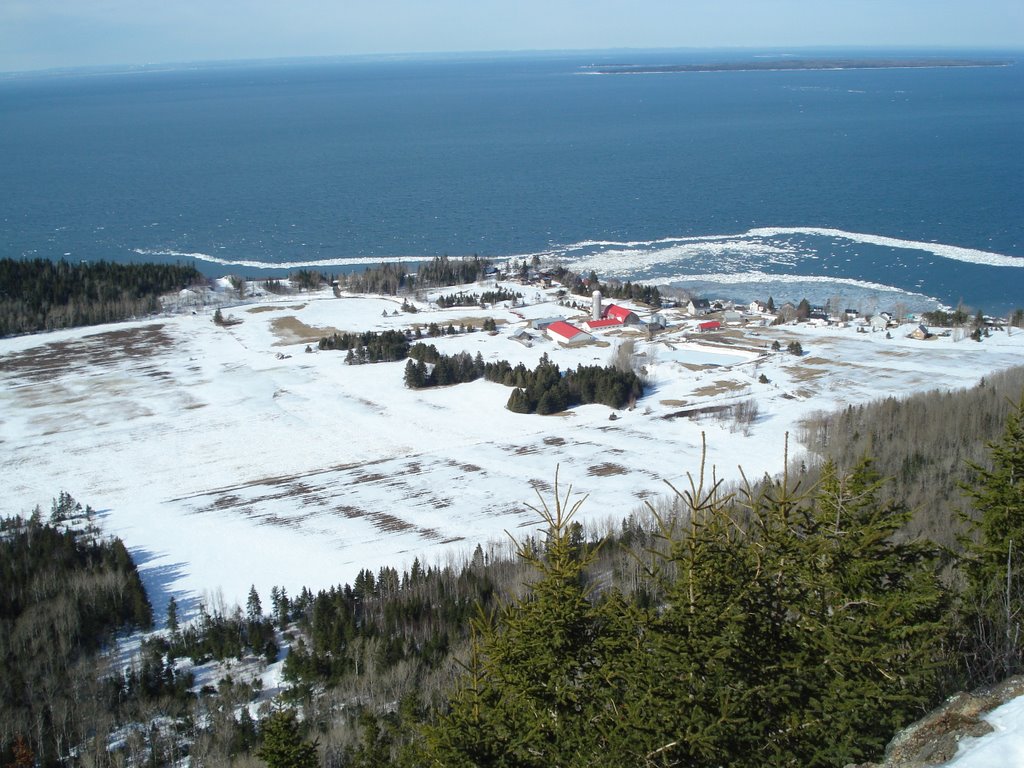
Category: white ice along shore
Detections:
[{"x1": 2, "y1": 278, "x2": 1024, "y2": 620}]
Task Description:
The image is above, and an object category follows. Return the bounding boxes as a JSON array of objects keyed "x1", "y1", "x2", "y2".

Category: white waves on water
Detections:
[
  {"x1": 647, "y1": 270, "x2": 919, "y2": 296},
  {"x1": 744, "y1": 227, "x2": 1023, "y2": 268},
  {"x1": 132, "y1": 248, "x2": 477, "y2": 269},
  {"x1": 135, "y1": 228, "x2": 1020, "y2": 282}
]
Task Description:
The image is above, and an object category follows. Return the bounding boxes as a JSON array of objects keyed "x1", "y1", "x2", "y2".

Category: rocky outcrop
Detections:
[{"x1": 848, "y1": 676, "x2": 1024, "y2": 768}]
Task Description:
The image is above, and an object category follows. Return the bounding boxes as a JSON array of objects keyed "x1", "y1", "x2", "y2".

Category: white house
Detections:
[{"x1": 687, "y1": 298, "x2": 711, "y2": 316}]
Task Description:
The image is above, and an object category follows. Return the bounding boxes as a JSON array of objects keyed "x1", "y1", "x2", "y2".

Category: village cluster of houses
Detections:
[{"x1": 500, "y1": 278, "x2": 951, "y2": 350}]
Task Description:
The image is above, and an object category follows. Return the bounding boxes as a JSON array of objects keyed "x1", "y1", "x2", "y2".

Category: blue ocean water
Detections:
[{"x1": 1, "y1": 50, "x2": 1022, "y2": 312}]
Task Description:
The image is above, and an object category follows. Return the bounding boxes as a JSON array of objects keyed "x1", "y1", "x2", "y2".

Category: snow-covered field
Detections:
[{"x1": 2, "y1": 283, "x2": 1022, "y2": 619}]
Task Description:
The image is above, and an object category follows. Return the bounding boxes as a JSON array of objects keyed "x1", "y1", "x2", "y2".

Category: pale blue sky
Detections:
[{"x1": 2, "y1": 0, "x2": 1022, "y2": 73}]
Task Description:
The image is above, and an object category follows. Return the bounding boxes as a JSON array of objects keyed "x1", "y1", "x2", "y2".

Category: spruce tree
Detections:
[
  {"x1": 961, "y1": 394, "x2": 1024, "y2": 683},
  {"x1": 802, "y1": 459, "x2": 948, "y2": 765},
  {"x1": 256, "y1": 710, "x2": 318, "y2": 768},
  {"x1": 423, "y1": 475, "x2": 627, "y2": 767}
]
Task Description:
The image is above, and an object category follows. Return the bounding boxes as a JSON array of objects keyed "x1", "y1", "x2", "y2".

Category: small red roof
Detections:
[
  {"x1": 547, "y1": 320, "x2": 586, "y2": 338},
  {"x1": 584, "y1": 317, "x2": 623, "y2": 329},
  {"x1": 699, "y1": 320, "x2": 722, "y2": 331}
]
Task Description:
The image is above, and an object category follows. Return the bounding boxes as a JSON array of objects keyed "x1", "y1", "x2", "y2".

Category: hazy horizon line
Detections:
[{"x1": 2, "y1": 44, "x2": 1021, "y2": 79}]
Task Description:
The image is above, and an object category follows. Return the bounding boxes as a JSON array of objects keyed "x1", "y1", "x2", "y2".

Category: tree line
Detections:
[
  {"x1": 0, "y1": 258, "x2": 202, "y2": 336},
  {"x1": 318, "y1": 330, "x2": 411, "y2": 363},
  {"x1": 403, "y1": 347, "x2": 644, "y2": 413},
  {"x1": 333, "y1": 256, "x2": 491, "y2": 297},
  {"x1": 545, "y1": 266, "x2": 662, "y2": 307},
  {"x1": 434, "y1": 286, "x2": 521, "y2": 309}
]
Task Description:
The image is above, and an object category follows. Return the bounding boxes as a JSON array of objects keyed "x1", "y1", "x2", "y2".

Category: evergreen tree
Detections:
[
  {"x1": 166, "y1": 596, "x2": 179, "y2": 633},
  {"x1": 424, "y1": 475, "x2": 627, "y2": 767},
  {"x1": 256, "y1": 710, "x2": 318, "y2": 768},
  {"x1": 961, "y1": 394, "x2": 1024, "y2": 683},
  {"x1": 802, "y1": 459, "x2": 949, "y2": 764},
  {"x1": 797, "y1": 297, "x2": 812, "y2": 320},
  {"x1": 247, "y1": 586, "x2": 263, "y2": 623}
]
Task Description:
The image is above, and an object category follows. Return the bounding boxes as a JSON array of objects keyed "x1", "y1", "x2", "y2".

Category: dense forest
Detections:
[
  {"x1": 7, "y1": 373, "x2": 1024, "y2": 767},
  {"x1": 799, "y1": 365, "x2": 1024, "y2": 545},
  {"x1": 0, "y1": 494, "x2": 153, "y2": 768},
  {"x1": 0, "y1": 259, "x2": 202, "y2": 336}
]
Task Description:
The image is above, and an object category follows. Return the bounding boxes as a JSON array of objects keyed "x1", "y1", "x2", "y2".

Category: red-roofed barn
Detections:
[
  {"x1": 583, "y1": 317, "x2": 623, "y2": 331},
  {"x1": 546, "y1": 321, "x2": 590, "y2": 346},
  {"x1": 604, "y1": 304, "x2": 640, "y2": 324}
]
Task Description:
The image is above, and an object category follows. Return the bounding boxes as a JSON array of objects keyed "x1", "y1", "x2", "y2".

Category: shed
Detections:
[
  {"x1": 699, "y1": 320, "x2": 722, "y2": 332},
  {"x1": 870, "y1": 315, "x2": 889, "y2": 332}
]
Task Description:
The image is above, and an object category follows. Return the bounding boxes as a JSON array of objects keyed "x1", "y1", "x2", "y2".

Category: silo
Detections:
[{"x1": 592, "y1": 290, "x2": 602, "y2": 321}]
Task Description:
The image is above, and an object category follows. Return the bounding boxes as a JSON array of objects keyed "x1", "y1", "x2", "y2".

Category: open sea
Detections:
[{"x1": 1, "y1": 49, "x2": 1022, "y2": 312}]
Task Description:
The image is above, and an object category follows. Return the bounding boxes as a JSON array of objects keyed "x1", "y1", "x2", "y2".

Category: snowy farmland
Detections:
[{"x1": 2, "y1": 284, "x2": 1022, "y2": 619}]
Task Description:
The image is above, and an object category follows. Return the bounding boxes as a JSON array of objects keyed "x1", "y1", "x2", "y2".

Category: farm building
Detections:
[
  {"x1": 529, "y1": 317, "x2": 564, "y2": 330},
  {"x1": 699, "y1": 320, "x2": 722, "y2": 332},
  {"x1": 546, "y1": 321, "x2": 591, "y2": 346},
  {"x1": 584, "y1": 317, "x2": 624, "y2": 331},
  {"x1": 604, "y1": 304, "x2": 641, "y2": 325}
]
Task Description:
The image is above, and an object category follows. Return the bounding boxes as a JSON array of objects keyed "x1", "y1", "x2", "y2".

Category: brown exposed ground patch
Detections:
[
  {"x1": 588, "y1": 462, "x2": 627, "y2": 477},
  {"x1": 783, "y1": 366, "x2": 828, "y2": 382},
  {"x1": 0, "y1": 324, "x2": 173, "y2": 384},
  {"x1": 528, "y1": 478, "x2": 553, "y2": 495},
  {"x1": 269, "y1": 316, "x2": 343, "y2": 346},
  {"x1": 692, "y1": 379, "x2": 747, "y2": 397},
  {"x1": 662, "y1": 404, "x2": 732, "y2": 421},
  {"x1": 368, "y1": 511, "x2": 415, "y2": 533},
  {"x1": 247, "y1": 305, "x2": 282, "y2": 314},
  {"x1": 543, "y1": 436, "x2": 566, "y2": 446},
  {"x1": 659, "y1": 399, "x2": 688, "y2": 407}
]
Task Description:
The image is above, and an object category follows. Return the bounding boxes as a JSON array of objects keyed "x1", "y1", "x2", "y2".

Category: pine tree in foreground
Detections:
[
  {"x1": 422, "y1": 472, "x2": 631, "y2": 767},
  {"x1": 960, "y1": 394, "x2": 1024, "y2": 684}
]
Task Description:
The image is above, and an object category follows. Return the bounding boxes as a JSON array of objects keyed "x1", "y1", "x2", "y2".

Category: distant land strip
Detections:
[{"x1": 582, "y1": 58, "x2": 1014, "y2": 75}]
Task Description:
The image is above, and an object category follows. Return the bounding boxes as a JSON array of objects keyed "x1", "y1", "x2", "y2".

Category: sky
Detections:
[{"x1": 1, "y1": 0, "x2": 1022, "y2": 73}]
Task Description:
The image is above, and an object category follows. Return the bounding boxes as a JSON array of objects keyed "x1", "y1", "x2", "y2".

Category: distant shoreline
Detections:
[{"x1": 581, "y1": 58, "x2": 1014, "y2": 75}]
